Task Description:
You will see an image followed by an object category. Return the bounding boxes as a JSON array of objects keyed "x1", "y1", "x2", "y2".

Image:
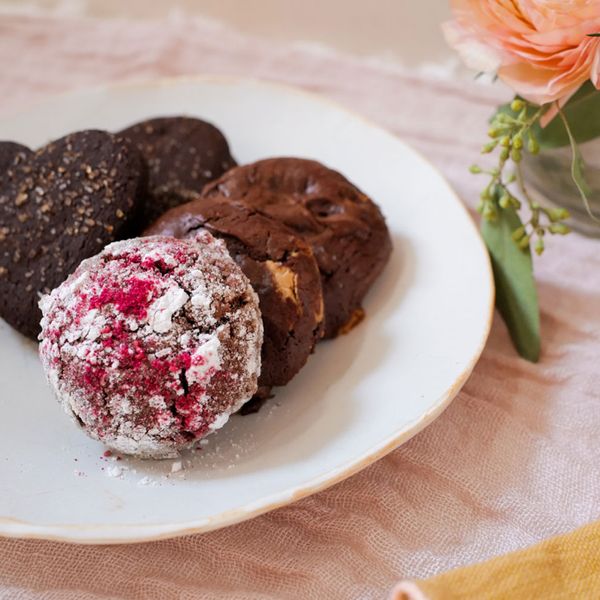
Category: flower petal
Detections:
[
  {"x1": 442, "y1": 20, "x2": 503, "y2": 72},
  {"x1": 445, "y1": 0, "x2": 600, "y2": 102}
]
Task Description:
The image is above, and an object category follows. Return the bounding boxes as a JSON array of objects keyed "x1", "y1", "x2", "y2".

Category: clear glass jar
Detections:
[{"x1": 521, "y1": 138, "x2": 600, "y2": 237}]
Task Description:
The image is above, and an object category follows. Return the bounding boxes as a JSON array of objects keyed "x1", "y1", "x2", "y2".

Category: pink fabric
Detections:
[{"x1": 1, "y1": 14, "x2": 600, "y2": 600}]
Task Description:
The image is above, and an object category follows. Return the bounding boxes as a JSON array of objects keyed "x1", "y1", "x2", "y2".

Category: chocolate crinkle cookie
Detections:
[
  {"x1": 38, "y1": 234, "x2": 263, "y2": 459},
  {"x1": 0, "y1": 130, "x2": 146, "y2": 340},
  {"x1": 201, "y1": 158, "x2": 393, "y2": 338},
  {"x1": 145, "y1": 197, "x2": 325, "y2": 398},
  {"x1": 119, "y1": 116, "x2": 237, "y2": 230}
]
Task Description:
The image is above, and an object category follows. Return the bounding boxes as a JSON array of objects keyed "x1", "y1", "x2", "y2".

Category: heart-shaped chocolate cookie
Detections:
[{"x1": 0, "y1": 130, "x2": 146, "y2": 340}]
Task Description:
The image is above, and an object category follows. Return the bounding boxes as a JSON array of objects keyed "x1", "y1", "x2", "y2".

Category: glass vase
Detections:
[{"x1": 520, "y1": 138, "x2": 600, "y2": 237}]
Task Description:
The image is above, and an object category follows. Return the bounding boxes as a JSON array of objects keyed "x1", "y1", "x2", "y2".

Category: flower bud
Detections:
[
  {"x1": 500, "y1": 136, "x2": 511, "y2": 147},
  {"x1": 549, "y1": 223, "x2": 571, "y2": 235},
  {"x1": 500, "y1": 147, "x2": 510, "y2": 161},
  {"x1": 534, "y1": 237, "x2": 544, "y2": 255},
  {"x1": 527, "y1": 135, "x2": 540, "y2": 155},
  {"x1": 548, "y1": 208, "x2": 570, "y2": 222},
  {"x1": 469, "y1": 164, "x2": 482, "y2": 174},
  {"x1": 511, "y1": 99, "x2": 525, "y2": 112},
  {"x1": 511, "y1": 148, "x2": 522, "y2": 162},
  {"x1": 518, "y1": 234, "x2": 531, "y2": 250},
  {"x1": 482, "y1": 140, "x2": 498, "y2": 154},
  {"x1": 499, "y1": 193, "x2": 511, "y2": 209},
  {"x1": 511, "y1": 226, "x2": 526, "y2": 242},
  {"x1": 482, "y1": 204, "x2": 497, "y2": 221},
  {"x1": 513, "y1": 134, "x2": 523, "y2": 149}
]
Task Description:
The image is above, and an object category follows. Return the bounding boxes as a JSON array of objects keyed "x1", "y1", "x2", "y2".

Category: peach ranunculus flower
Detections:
[{"x1": 443, "y1": 0, "x2": 600, "y2": 106}]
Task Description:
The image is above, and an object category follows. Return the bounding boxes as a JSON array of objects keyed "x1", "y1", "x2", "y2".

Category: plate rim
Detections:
[{"x1": 0, "y1": 75, "x2": 495, "y2": 544}]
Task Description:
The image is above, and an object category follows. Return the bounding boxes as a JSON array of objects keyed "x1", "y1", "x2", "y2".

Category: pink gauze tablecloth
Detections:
[{"x1": 1, "y1": 14, "x2": 600, "y2": 600}]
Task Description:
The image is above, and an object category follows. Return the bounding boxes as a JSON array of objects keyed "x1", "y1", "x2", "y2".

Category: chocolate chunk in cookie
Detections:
[
  {"x1": 119, "y1": 117, "x2": 237, "y2": 229},
  {"x1": 201, "y1": 158, "x2": 392, "y2": 338},
  {"x1": 0, "y1": 142, "x2": 32, "y2": 173},
  {"x1": 0, "y1": 130, "x2": 145, "y2": 340},
  {"x1": 145, "y1": 197, "x2": 324, "y2": 392}
]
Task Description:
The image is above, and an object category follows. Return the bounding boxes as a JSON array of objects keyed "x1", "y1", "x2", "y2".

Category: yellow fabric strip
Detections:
[{"x1": 395, "y1": 521, "x2": 600, "y2": 600}]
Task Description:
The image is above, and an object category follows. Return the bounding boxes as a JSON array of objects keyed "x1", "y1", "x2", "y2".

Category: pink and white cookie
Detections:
[{"x1": 39, "y1": 233, "x2": 262, "y2": 458}]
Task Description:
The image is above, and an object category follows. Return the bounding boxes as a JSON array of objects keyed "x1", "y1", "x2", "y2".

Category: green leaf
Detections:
[
  {"x1": 481, "y1": 202, "x2": 540, "y2": 362},
  {"x1": 532, "y1": 82, "x2": 600, "y2": 148},
  {"x1": 557, "y1": 108, "x2": 600, "y2": 224}
]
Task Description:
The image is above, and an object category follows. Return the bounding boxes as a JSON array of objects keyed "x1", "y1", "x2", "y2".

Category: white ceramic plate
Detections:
[{"x1": 0, "y1": 78, "x2": 493, "y2": 544}]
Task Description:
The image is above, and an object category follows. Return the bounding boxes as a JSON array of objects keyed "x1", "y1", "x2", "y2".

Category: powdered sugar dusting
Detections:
[
  {"x1": 39, "y1": 233, "x2": 263, "y2": 459},
  {"x1": 106, "y1": 464, "x2": 123, "y2": 478},
  {"x1": 209, "y1": 412, "x2": 230, "y2": 431},
  {"x1": 187, "y1": 335, "x2": 221, "y2": 385},
  {"x1": 147, "y1": 285, "x2": 189, "y2": 333}
]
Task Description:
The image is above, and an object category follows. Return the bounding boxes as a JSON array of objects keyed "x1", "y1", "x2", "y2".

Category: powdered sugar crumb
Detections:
[
  {"x1": 138, "y1": 476, "x2": 158, "y2": 487},
  {"x1": 106, "y1": 464, "x2": 123, "y2": 478}
]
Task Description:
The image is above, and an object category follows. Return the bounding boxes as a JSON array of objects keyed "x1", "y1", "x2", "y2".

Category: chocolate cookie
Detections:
[
  {"x1": 201, "y1": 158, "x2": 392, "y2": 338},
  {"x1": 39, "y1": 234, "x2": 263, "y2": 458},
  {"x1": 0, "y1": 130, "x2": 145, "y2": 340},
  {"x1": 119, "y1": 117, "x2": 237, "y2": 229},
  {"x1": 145, "y1": 197, "x2": 324, "y2": 394}
]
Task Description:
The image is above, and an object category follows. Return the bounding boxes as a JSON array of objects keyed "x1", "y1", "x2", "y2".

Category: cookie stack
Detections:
[{"x1": 1, "y1": 117, "x2": 391, "y2": 457}]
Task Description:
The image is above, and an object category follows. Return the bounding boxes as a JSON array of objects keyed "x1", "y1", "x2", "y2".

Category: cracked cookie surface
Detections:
[
  {"x1": 39, "y1": 234, "x2": 262, "y2": 458},
  {"x1": 202, "y1": 158, "x2": 393, "y2": 338},
  {"x1": 146, "y1": 198, "x2": 324, "y2": 397}
]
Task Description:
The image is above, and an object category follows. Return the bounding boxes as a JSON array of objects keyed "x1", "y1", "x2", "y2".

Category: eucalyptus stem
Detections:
[{"x1": 471, "y1": 98, "x2": 571, "y2": 255}]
